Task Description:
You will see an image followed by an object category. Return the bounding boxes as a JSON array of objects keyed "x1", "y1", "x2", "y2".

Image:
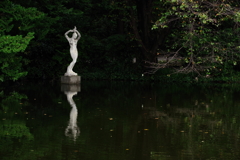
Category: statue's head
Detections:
[{"x1": 72, "y1": 32, "x2": 77, "y2": 39}]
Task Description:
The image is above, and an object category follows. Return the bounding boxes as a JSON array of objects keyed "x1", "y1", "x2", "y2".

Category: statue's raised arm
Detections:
[
  {"x1": 65, "y1": 29, "x2": 73, "y2": 41},
  {"x1": 73, "y1": 26, "x2": 81, "y2": 41}
]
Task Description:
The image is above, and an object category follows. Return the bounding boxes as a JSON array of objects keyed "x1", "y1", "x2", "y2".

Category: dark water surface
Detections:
[{"x1": 1, "y1": 81, "x2": 240, "y2": 160}]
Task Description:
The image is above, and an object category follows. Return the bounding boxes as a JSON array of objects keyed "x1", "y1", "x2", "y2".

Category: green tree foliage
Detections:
[
  {"x1": 0, "y1": 33, "x2": 34, "y2": 81},
  {"x1": 14, "y1": 0, "x2": 84, "y2": 79},
  {"x1": 151, "y1": 0, "x2": 240, "y2": 77},
  {"x1": 2, "y1": 0, "x2": 240, "y2": 81},
  {"x1": 0, "y1": 0, "x2": 44, "y2": 81}
]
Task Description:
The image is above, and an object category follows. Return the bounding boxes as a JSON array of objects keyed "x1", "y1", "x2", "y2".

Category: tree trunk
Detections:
[{"x1": 129, "y1": 0, "x2": 171, "y2": 63}]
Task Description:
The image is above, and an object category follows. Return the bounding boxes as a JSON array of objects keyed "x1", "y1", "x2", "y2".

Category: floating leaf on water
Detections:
[{"x1": 109, "y1": 118, "x2": 113, "y2": 120}]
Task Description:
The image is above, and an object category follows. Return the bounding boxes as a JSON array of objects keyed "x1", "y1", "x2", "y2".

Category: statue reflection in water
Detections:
[{"x1": 64, "y1": 91, "x2": 80, "y2": 141}]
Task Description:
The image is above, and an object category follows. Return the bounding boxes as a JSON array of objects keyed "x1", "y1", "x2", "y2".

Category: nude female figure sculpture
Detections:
[{"x1": 64, "y1": 26, "x2": 81, "y2": 76}]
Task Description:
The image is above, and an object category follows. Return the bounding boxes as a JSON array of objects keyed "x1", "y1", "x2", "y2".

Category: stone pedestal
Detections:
[
  {"x1": 61, "y1": 76, "x2": 81, "y2": 84},
  {"x1": 61, "y1": 84, "x2": 81, "y2": 92}
]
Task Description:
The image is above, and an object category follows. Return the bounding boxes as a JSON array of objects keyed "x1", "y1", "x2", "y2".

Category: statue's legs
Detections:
[
  {"x1": 65, "y1": 49, "x2": 78, "y2": 76},
  {"x1": 65, "y1": 60, "x2": 77, "y2": 76}
]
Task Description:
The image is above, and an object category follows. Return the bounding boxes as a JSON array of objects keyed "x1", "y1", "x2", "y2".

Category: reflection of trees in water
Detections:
[
  {"x1": 141, "y1": 96, "x2": 240, "y2": 159},
  {"x1": 0, "y1": 92, "x2": 32, "y2": 138},
  {"x1": 77, "y1": 82, "x2": 240, "y2": 159},
  {"x1": 0, "y1": 92, "x2": 36, "y2": 160}
]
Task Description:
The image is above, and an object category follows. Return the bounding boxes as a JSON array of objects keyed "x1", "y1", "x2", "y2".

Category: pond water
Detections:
[{"x1": 1, "y1": 81, "x2": 240, "y2": 160}]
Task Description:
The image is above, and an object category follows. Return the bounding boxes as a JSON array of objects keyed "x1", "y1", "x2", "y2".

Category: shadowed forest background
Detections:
[{"x1": 2, "y1": 0, "x2": 240, "y2": 82}]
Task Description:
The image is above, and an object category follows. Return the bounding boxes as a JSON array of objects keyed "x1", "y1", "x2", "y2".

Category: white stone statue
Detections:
[
  {"x1": 64, "y1": 26, "x2": 81, "y2": 76},
  {"x1": 65, "y1": 91, "x2": 80, "y2": 141}
]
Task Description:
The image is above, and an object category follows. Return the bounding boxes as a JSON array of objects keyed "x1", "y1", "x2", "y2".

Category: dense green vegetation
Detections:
[{"x1": 1, "y1": 0, "x2": 240, "y2": 82}]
